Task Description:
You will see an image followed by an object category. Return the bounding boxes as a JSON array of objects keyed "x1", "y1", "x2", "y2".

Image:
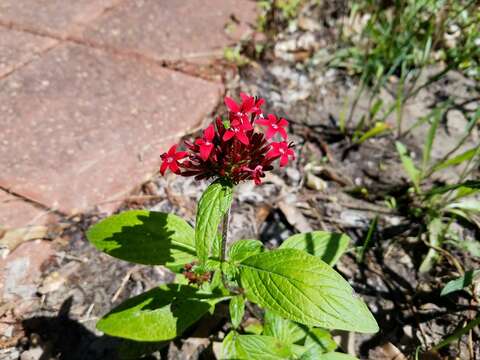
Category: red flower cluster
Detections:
[{"x1": 160, "y1": 93, "x2": 295, "y2": 185}]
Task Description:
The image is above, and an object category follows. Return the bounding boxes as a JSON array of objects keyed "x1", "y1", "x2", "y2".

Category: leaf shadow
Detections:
[
  {"x1": 100, "y1": 212, "x2": 195, "y2": 266},
  {"x1": 320, "y1": 233, "x2": 344, "y2": 265}
]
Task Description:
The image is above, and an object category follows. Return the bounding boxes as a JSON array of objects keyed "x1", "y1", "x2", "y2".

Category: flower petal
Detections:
[
  {"x1": 240, "y1": 92, "x2": 250, "y2": 102},
  {"x1": 199, "y1": 144, "x2": 213, "y2": 161},
  {"x1": 265, "y1": 127, "x2": 276, "y2": 139},
  {"x1": 170, "y1": 161, "x2": 180, "y2": 174},
  {"x1": 223, "y1": 131, "x2": 235, "y2": 141},
  {"x1": 160, "y1": 161, "x2": 169, "y2": 175},
  {"x1": 278, "y1": 118, "x2": 288, "y2": 127},
  {"x1": 167, "y1": 144, "x2": 177, "y2": 156},
  {"x1": 267, "y1": 114, "x2": 277, "y2": 123},
  {"x1": 256, "y1": 118, "x2": 270, "y2": 126},
  {"x1": 224, "y1": 96, "x2": 240, "y2": 112},
  {"x1": 175, "y1": 151, "x2": 188, "y2": 160},
  {"x1": 241, "y1": 119, "x2": 253, "y2": 131},
  {"x1": 280, "y1": 154, "x2": 289, "y2": 167},
  {"x1": 236, "y1": 131, "x2": 250, "y2": 145},
  {"x1": 278, "y1": 127, "x2": 288, "y2": 140},
  {"x1": 204, "y1": 124, "x2": 215, "y2": 141}
]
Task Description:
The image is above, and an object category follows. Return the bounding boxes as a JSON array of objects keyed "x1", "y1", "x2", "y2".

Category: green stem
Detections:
[
  {"x1": 431, "y1": 315, "x2": 480, "y2": 351},
  {"x1": 221, "y1": 207, "x2": 239, "y2": 293},
  {"x1": 221, "y1": 207, "x2": 231, "y2": 264}
]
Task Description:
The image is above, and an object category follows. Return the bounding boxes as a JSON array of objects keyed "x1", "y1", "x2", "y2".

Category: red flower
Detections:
[
  {"x1": 256, "y1": 114, "x2": 288, "y2": 140},
  {"x1": 195, "y1": 124, "x2": 215, "y2": 161},
  {"x1": 267, "y1": 141, "x2": 295, "y2": 167},
  {"x1": 222, "y1": 119, "x2": 250, "y2": 145},
  {"x1": 160, "y1": 93, "x2": 294, "y2": 185},
  {"x1": 224, "y1": 93, "x2": 264, "y2": 125},
  {"x1": 160, "y1": 145, "x2": 188, "y2": 175},
  {"x1": 243, "y1": 165, "x2": 265, "y2": 185}
]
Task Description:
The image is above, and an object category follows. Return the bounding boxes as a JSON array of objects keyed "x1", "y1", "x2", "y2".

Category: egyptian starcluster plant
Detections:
[{"x1": 87, "y1": 94, "x2": 378, "y2": 359}]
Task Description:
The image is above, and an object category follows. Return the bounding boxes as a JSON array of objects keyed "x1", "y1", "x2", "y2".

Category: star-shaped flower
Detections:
[
  {"x1": 222, "y1": 119, "x2": 250, "y2": 145},
  {"x1": 224, "y1": 93, "x2": 264, "y2": 127},
  {"x1": 256, "y1": 114, "x2": 288, "y2": 140},
  {"x1": 160, "y1": 145, "x2": 188, "y2": 175},
  {"x1": 266, "y1": 141, "x2": 295, "y2": 167},
  {"x1": 243, "y1": 165, "x2": 265, "y2": 185}
]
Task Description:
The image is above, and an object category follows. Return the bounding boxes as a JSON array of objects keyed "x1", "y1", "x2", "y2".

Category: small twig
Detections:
[
  {"x1": 111, "y1": 266, "x2": 139, "y2": 303},
  {"x1": 421, "y1": 240, "x2": 464, "y2": 275},
  {"x1": 83, "y1": 303, "x2": 95, "y2": 322}
]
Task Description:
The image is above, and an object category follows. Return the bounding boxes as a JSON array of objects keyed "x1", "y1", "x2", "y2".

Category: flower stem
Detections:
[
  {"x1": 221, "y1": 207, "x2": 231, "y2": 263},
  {"x1": 220, "y1": 207, "x2": 240, "y2": 294}
]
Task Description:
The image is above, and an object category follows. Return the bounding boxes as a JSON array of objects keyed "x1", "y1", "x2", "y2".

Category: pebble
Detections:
[
  {"x1": 285, "y1": 167, "x2": 301, "y2": 184},
  {"x1": 20, "y1": 348, "x2": 43, "y2": 360},
  {"x1": 305, "y1": 172, "x2": 327, "y2": 191}
]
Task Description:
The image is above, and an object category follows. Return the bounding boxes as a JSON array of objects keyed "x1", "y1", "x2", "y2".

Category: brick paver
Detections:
[
  {"x1": 77, "y1": 0, "x2": 257, "y2": 61},
  {"x1": 0, "y1": 0, "x2": 256, "y2": 225},
  {"x1": 0, "y1": 27, "x2": 58, "y2": 78},
  {"x1": 0, "y1": 0, "x2": 121, "y2": 36},
  {"x1": 0, "y1": 43, "x2": 223, "y2": 215},
  {"x1": 0, "y1": 190, "x2": 49, "y2": 228}
]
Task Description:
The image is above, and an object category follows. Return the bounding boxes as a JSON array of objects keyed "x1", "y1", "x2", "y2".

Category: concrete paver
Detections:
[
  {"x1": 77, "y1": 0, "x2": 257, "y2": 61},
  {"x1": 0, "y1": 43, "x2": 223, "y2": 214}
]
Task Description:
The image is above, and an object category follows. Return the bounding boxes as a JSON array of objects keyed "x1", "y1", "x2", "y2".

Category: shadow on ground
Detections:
[{"x1": 21, "y1": 297, "x2": 164, "y2": 360}]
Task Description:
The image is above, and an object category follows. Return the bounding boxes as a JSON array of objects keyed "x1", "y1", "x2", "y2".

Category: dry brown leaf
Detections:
[
  {"x1": 369, "y1": 342, "x2": 408, "y2": 360},
  {"x1": 278, "y1": 200, "x2": 312, "y2": 233},
  {"x1": 0, "y1": 226, "x2": 48, "y2": 252}
]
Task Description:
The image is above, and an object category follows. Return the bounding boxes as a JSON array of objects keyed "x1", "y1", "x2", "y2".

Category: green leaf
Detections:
[
  {"x1": 432, "y1": 147, "x2": 479, "y2": 172},
  {"x1": 425, "y1": 180, "x2": 480, "y2": 198},
  {"x1": 419, "y1": 218, "x2": 444, "y2": 273},
  {"x1": 229, "y1": 295, "x2": 245, "y2": 329},
  {"x1": 395, "y1": 141, "x2": 421, "y2": 192},
  {"x1": 441, "y1": 270, "x2": 480, "y2": 296},
  {"x1": 244, "y1": 320, "x2": 264, "y2": 335},
  {"x1": 221, "y1": 331, "x2": 241, "y2": 359},
  {"x1": 446, "y1": 200, "x2": 480, "y2": 213},
  {"x1": 263, "y1": 310, "x2": 306, "y2": 344},
  {"x1": 87, "y1": 210, "x2": 195, "y2": 272},
  {"x1": 239, "y1": 249, "x2": 378, "y2": 333},
  {"x1": 316, "y1": 353, "x2": 358, "y2": 360},
  {"x1": 303, "y1": 328, "x2": 337, "y2": 355},
  {"x1": 450, "y1": 239, "x2": 480, "y2": 258},
  {"x1": 422, "y1": 107, "x2": 442, "y2": 172},
  {"x1": 356, "y1": 216, "x2": 378, "y2": 263},
  {"x1": 97, "y1": 284, "x2": 223, "y2": 341},
  {"x1": 222, "y1": 333, "x2": 306, "y2": 360},
  {"x1": 228, "y1": 239, "x2": 264, "y2": 263},
  {"x1": 280, "y1": 232, "x2": 350, "y2": 266},
  {"x1": 195, "y1": 179, "x2": 234, "y2": 263},
  {"x1": 356, "y1": 122, "x2": 390, "y2": 145}
]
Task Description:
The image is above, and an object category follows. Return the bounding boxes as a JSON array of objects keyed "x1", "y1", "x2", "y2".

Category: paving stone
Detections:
[
  {"x1": 78, "y1": 0, "x2": 257, "y2": 62},
  {"x1": 0, "y1": 43, "x2": 223, "y2": 214},
  {"x1": 0, "y1": 191, "x2": 51, "y2": 228},
  {"x1": 0, "y1": 27, "x2": 58, "y2": 78},
  {"x1": 0, "y1": 240, "x2": 55, "y2": 302},
  {"x1": 0, "y1": 0, "x2": 121, "y2": 36}
]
